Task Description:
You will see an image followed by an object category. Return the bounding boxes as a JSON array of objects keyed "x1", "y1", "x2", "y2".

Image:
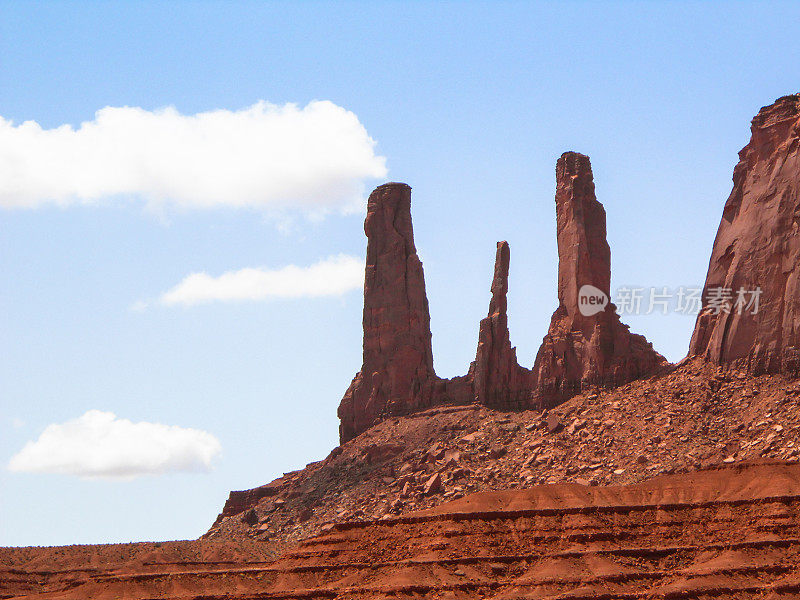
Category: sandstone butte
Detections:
[
  {"x1": 690, "y1": 93, "x2": 800, "y2": 375},
  {"x1": 339, "y1": 152, "x2": 664, "y2": 441}
]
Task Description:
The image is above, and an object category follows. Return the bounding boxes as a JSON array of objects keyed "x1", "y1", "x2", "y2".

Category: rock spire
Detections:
[
  {"x1": 470, "y1": 241, "x2": 533, "y2": 408},
  {"x1": 337, "y1": 183, "x2": 438, "y2": 442},
  {"x1": 532, "y1": 152, "x2": 664, "y2": 406}
]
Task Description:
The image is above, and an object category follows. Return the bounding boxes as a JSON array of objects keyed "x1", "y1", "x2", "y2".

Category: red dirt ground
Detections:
[{"x1": 4, "y1": 461, "x2": 800, "y2": 598}]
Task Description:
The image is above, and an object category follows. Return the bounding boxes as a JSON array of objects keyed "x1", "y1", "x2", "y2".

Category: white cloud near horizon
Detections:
[
  {"x1": 0, "y1": 101, "x2": 387, "y2": 215},
  {"x1": 157, "y1": 253, "x2": 364, "y2": 307},
  {"x1": 7, "y1": 410, "x2": 222, "y2": 480}
]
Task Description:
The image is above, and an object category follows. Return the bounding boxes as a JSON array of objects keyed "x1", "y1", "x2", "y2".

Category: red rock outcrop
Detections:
[
  {"x1": 532, "y1": 152, "x2": 664, "y2": 407},
  {"x1": 338, "y1": 183, "x2": 438, "y2": 442},
  {"x1": 469, "y1": 241, "x2": 533, "y2": 407},
  {"x1": 690, "y1": 94, "x2": 800, "y2": 375},
  {"x1": 340, "y1": 161, "x2": 666, "y2": 439}
]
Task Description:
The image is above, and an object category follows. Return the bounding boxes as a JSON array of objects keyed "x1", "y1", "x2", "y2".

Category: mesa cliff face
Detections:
[
  {"x1": 690, "y1": 94, "x2": 800, "y2": 374},
  {"x1": 338, "y1": 183, "x2": 438, "y2": 443},
  {"x1": 532, "y1": 152, "x2": 664, "y2": 407}
]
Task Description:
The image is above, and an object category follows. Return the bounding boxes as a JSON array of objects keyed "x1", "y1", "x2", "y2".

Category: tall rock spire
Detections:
[
  {"x1": 470, "y1": 241, "x2": 533, "y2": 407},
  {"x1": 555, "y1": 152, "x2": 612, "y2": 307},
  {"x1": 338, "y1": 183, "x2": 437, "y2": 442},
  {"x1": 532, "y1": 152, "x2": 664, "y2": 407},
  {"x1": 690, "y1": 94, "x2": 800, "y2": 374}
]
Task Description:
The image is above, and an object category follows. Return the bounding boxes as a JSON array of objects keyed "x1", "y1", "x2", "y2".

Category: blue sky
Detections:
[{"x1": 1, "y1": 1, "x2": 799, "y2": 546}]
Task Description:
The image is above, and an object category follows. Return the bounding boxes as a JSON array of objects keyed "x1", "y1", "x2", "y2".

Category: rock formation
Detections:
[
  {"x1": 338, "y1": 183, "x2": 438, "y2": 442},
  {"x1": 690, "y1": 94, "x2": 800, "y2": 375},
  {"x1": 469, "y1": 241, "x2": 533, "y2": 407},
  {"x1": 532, "y1": 152, "x2": 664, "y2": 407},
  {"x1": 340, "y1": 157, "x2": 666, "y2": 440}
]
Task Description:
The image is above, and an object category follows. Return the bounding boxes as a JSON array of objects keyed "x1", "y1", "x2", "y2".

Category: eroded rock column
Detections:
[
  {"x1": 338, "y1": 183, "x2": 437, "y2": 442},
  {"x1": 532, "y1": 152, "x2": 664, "y2": 407},
  {"x1": 470, "y1": 241, "x2": 533, "y2": 407}
]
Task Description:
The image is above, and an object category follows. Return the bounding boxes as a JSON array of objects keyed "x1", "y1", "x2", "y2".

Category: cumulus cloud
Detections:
[
  {"x1": 7, "y1": 410, "x2": 222, "y2": 480},
  {"x1": 157, "y1": 253, "x2": 364, "y2": 307},
  {"x1": 0, "y1": 101, "x2": 387, "y2": 215}
]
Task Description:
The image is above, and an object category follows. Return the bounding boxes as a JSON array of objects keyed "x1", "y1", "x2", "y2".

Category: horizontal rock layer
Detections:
[{"x1": 10, "y1": 462, "x2": 800, "y2": 599}]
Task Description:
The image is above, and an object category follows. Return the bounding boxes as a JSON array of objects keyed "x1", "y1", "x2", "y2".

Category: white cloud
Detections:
[
  {"x1": 157, "y1": 253, "x2": 364, "y2": 307},
  {"x1": 130, "y1": 300, "x2": 148, "y2": 312},
  {"x1": 0, "y1": 101, "x2": 387, "y2": 215},
  {"x1": 7, "y1": 410, "x2": 222, "y2": 480}
]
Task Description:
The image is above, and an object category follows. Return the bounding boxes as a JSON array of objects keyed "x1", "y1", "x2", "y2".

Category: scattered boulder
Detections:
[
  {"x1": 298, "y1": 508, "x2": 313, "y2": 522},
  {"x1": 424, "y1": 473, "x2": 443, "y2": 495},
  {"x1": 545, "y1": 413, "x2": 563, "y2": 434},
  {"x1": 488, "y1": 447, "x2": 507, "y2": 460},
  {"x1": 241, "y1": 508, "x2": 258, "y2": 526}
]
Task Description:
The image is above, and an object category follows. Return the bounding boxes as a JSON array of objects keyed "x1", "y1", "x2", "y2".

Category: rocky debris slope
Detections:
[
  {"x1": 690, "y1": 94, "x2": 800, "y2": 375},
  {"x1": 8, "y1": 462, "x2": 800, "y2": 599},
  {"x1": 206, "y1": 358, "x2": 800, "y2": 551},
  {"x1": 533, "y1": 152, "x2": 665, "y2": 407},
  {"x1": 469, "y1": 241, "x2": 533, "y2": 409},
  {"x1": 262, "y1": 462, "x2": 800, "y2": 599},
  {"x1": 338, "y1": 183, "x2": 439, "y2": 443}
]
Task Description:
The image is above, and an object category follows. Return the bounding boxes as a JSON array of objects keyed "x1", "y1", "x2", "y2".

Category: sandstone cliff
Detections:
[{"x1": 690, "y1": 94, "x2": 800, "y2": 374}]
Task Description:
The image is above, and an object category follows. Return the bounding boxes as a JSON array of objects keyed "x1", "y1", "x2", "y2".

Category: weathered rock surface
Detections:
[
  {"x1": 340, "y1": 164, "x2": 666, "y2": 438},
  {"x1": 209, "y1": 357, "x2": 800, "y2": 549},
  {"x1": 532, "y1": 152, "x2": 664, "y2": 407},
  {"x1": 338, "y1": 183, "x2": 438, "y2": 442},
  {"x1": 469, "y1": 241, "x2": 533, "y2": 408},
  {"x1": 690, "y1": 94, "x2": 800, "y2": 374},
  {"x1": 12, "y1": 460, "x2": 800, "y2": 599}
]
